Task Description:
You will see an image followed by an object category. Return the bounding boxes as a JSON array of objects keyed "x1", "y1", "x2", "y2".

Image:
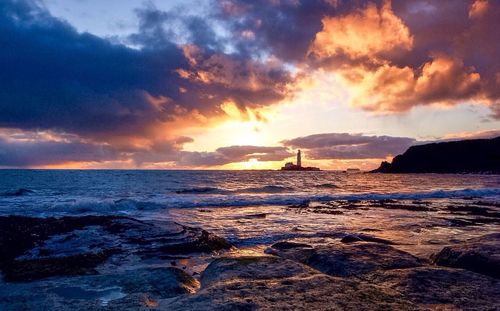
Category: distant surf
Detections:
[
  {"x1": 314, "y1": 183, "x2": 339, "y2": 189},
  {"x1": 1, "y1": 170, "x2": 498, "y2": 217},
  {"x1": 2, "y1": 187, "x2": 498, "y2": 217},
  {"x1": 175, "y1": 185, "x2": 294, "y2": 195}
]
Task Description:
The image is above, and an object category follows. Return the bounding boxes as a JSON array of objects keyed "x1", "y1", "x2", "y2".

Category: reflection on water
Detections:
[
  {"x1": 166, "y1": 198, "x2": 500, "y2": 259},
  {"x1": 0, "y1": 170, "x2": 499, "y2": 216},
  {"x1": 0, "y1": 170, "x2": 498, "y2": 258},
  {"x1": 51, "y1": 286, "x2": 126, "y2": 306}
]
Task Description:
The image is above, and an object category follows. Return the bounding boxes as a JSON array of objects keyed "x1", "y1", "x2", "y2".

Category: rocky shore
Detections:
[{"x1": 1, "y1": 209, "x2": 499, "y2": 310}]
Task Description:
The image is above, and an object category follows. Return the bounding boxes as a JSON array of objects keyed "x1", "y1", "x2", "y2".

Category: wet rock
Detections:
[
  {"x1": 243, "y1": 213, "x2": 267, "y2": 219},
  {"x1": 288, "y1": 201, "x2": 310, "y2": 209},
  {"x1": 474, "y1": 200, "x2": 500, "y2": 208},
  {"x1": 268, "y1": 240, "x2": 422, "y2": 278},
  {"x1": 268, "y1": 241, "x2": 315, "y2": 263},
  {"x1": 200, "y1": 256, "x2": 312, "y2": 287},
  {"x1": 340, "y1": 234, "x2": 364, "y2": 243},
  {"x1": 0, "y1": 267, "x2": 197, "y2": 310},
  {"x1": 445, "y1": 218, "x2": 479, "y2": 227},
  {"x1": 118, "y1": 267, "x2": 199, "y2": 297},
  {"x1": 360, "y1": 228, "x2": 383, "y2": 232},
  {"x1": 364, "y1": 266, "x2": 500, "y2": 310},
  {"x1": 444, "y1": 216, "x2": 500, "y2": 227},
  {"x1": 155, "y1": 229, "x2": 232, "y2": 255},
  {"x1": 371, "y1": 200, "x2": 431, "y2": 212},
  {"x1": 5, "y1": 249, "x2": 116, "y2": 282},
  {"x1": 432, "y1": 233, "x2": 500, "y2": 278},
  {"x1": 311, "y1": 209, "x2": 344, "y2": 215},
  {"x1": 0, "y1": 216, "x2": 231, "y2": 281},
  {"x1": 340, "y1": 233, "x2": 395, "y2": 245},
  {"x1": 447, "y1": 205, "x2": 500, "y2": 218},
  {"x1": 271, "y1": 241, "x2": 313, "y2": 250},
  {"x1": 166, "y1": 256, "x2": 415, "y2": 310}
]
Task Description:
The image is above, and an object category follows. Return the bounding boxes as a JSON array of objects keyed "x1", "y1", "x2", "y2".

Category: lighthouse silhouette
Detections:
[{"x1": 280, "y1": 149, "x2": 319, "y2": 171}]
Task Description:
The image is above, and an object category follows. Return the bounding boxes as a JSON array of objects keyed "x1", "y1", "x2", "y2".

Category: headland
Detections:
[{"x1": 372, "y1": 136, "x2": 500, "y2": 174}]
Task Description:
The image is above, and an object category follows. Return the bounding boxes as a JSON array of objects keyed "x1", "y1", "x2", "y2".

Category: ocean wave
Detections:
[
  {"x1": 0, "y1": 188, "x2": 34, "y2": 197},
  {"x1": 237, "y1": 185, "x2": 294, "y2": 193},
  {"x1": 2, "y1": 187, "x2": 498, "y2": 216},
  {"x1": 315, "y1": 183, "x2": 339, "y2": 189},
  {"x1": 175, "y1": 185, "x2": 294, "y2": 195},
  {"x1": 175, "y1": 187, "x2": 230, "y2": 194}
]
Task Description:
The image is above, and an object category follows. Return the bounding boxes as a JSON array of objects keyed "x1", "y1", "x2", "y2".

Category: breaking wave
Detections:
[
  {"x1": 175, "y1": 185, "x2": 294, "y2": 195},
  {"x1": 175, "y1": 187, "x2": 230, "y2": 194},
  {"x1": 315, "y1": 183, "x2": 339, "y2": 189},
  {"x1": 238, "y1": 185, "x2": 294, "y2": 193},
  {"x1": 2, "y1": 187, "x2": 499, "y2": 217}
]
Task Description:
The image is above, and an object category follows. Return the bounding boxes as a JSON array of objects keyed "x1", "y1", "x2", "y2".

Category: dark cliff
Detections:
[{"x1": 372, "y1": 137, "x2": 500, "y2": 174}]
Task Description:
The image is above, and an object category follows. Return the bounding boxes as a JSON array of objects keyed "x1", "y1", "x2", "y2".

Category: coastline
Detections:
[
  {"x1": 1, "y1": 196, "x2": 499, "y2": 310},
  {"x1": 372, "y1": 137, "x2": 500, "y2": 174}
]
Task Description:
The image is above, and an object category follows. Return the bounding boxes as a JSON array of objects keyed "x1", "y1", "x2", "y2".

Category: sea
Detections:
[{"x1": 1, "y1": 170, "x2": 499, "y2": 255}]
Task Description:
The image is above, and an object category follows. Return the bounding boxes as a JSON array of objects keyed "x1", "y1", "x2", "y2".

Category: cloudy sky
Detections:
[{"x1": 1, "y1": 0, "x2": 499, "y2": 170}]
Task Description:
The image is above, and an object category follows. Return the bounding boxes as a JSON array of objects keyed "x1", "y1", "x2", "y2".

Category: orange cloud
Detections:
[
  {"x1": 442, "y1": 129, "x2": 500, "y2": 140},
  {"x1": 304, "y1": 0, "x2": 500, "y2": 117},
  {"x1": 341, "y1": 54, "x2": 482, "y2": 112},
  {"x1": 310, "y1": 0, "x2": 413, "y2": 60},
  {"x1": 469, "y1": 0, "x2": 489, "y2": 18}
]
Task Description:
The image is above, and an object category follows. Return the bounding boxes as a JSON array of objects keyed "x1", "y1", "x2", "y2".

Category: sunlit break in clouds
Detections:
[{"x1": 1, "y1": 0, "x2": 499, "y2": 169}]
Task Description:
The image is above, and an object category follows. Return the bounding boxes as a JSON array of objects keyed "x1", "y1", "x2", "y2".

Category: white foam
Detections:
[{"x1": 1, "y1": 187, "x2": 498, "y2": 216}]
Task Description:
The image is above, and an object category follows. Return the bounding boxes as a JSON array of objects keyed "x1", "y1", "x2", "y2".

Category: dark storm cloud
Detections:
[
  {"x1": 131, "y1": 4, "x2": 223, "y2": 51},
  {"x1": 0, "y1": 0, "x2": 292, "y2": 140},
  {"x1": 177, "y1": 145, "x2": 293, "y2": 166},
  {"x1": 215, "y1": 0, "x2": 344, "y2": 62},
  {"x1": 129, "y1": 3, "x2": 293, "y2": 114},
  {"x1": 0, "y1": 0, "x2": 186, "y2": 137},
  {"x1": 283, "y1": 133, "x2": 415, "y2": 159}
]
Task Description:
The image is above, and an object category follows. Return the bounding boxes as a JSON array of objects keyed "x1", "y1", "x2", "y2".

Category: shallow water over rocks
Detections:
[{"x1": 1, "y1": 196, "x2": 499, "y2": 310}]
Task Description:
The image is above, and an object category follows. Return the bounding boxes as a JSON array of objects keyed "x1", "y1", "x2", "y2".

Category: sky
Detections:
[{"x1": 0, "y1": 0, "x2": 499, "y2": 170}]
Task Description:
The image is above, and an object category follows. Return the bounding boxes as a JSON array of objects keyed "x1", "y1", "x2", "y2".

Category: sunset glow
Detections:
[
  {"x1": 0, "y1": 0, "x2": 499, "y2": 170},
  {"x1": 1, "y1": 2, "x2": 500, "y2": 309}
]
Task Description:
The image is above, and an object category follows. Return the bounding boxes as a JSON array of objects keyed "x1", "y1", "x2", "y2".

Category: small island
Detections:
[
  {"x1": 372, "y1": 136, "x2": 500, "y2": 174},
  {"x1": 280, "y1": 150, "x2": 320, "y2": 171}
]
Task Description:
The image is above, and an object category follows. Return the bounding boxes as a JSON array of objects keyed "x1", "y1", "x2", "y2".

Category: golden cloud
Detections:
[
  {"x1": 309, "y1": 0, "x2": 413, "y2": 60},
  {"x1": 304, "y1": 0, "x2": 500, "y2": 116},
  {"x1": 469, "y1": 0, "x2": 489, "y2": 18},
  {"x1": 343, "y1": 54, "x2": 482, "y2": 112}
]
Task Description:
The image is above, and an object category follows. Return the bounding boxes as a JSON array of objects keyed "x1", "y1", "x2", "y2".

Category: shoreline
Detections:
[{"x1": 1, "y1": 197, "x2": 499, "y2": 309}]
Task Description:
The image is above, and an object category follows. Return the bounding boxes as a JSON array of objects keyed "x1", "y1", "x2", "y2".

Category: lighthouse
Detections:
[{"x1": 280, "y1": 149, "x2": 320, "y2": 171}]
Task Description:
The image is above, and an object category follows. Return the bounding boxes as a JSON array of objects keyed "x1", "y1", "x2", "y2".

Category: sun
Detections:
[
  {"x1": 225, "y1": 158, "x2": 286, "y2": 170},
  {"x1": 225, "y1": 158, "x2": 266, "y2": 170},
  {"x1": 242, "y1": 158, "x2": 259, "y2": 169}
]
